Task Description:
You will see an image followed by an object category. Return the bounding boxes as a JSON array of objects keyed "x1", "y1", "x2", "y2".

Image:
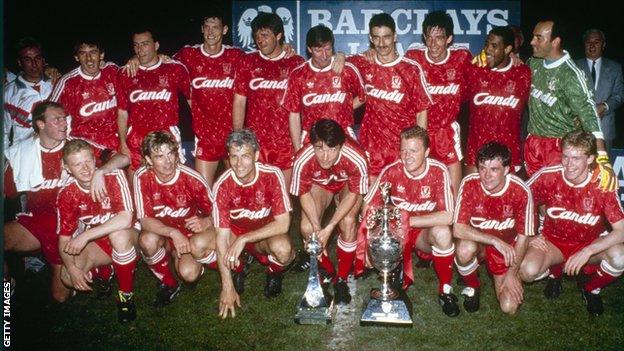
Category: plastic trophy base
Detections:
[
  {"x1": 361, "y1": 289, "x2": 413, "y2": 327},
  {"x1": 294, "y1": 297, "x2": 333, "y2": 325}
]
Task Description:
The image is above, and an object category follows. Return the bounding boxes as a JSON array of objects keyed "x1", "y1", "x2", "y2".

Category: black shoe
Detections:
[
  {"x1": 152, "y1": 283, "x2": 181, "y2": 308},
  {"x1": 334, "y1": 278, "x2": 351, "y2": 305},
  {"x1": 232, "y1": 269, "x2": 246, "y2": 295},
  {"x1": 438, "y1": 293, "x2": 460, "y2": 317},
  {"x1": 93, "y1": 276, "x2": 113, "y2": 300},
  {"x1": 241, "y1": 251, "x2": 254, "y2": 276},
  {"x1": 264, "y1": 272, "x2": 283, "y2": 298},
  {"x1": 582, "y1": 290, "x2": 604, "y2": 316},
  {"x1": 544, "y1": 277, "x2": 563, "y2": 299},
  {"x1": 461, "y1": 287, "x2": 480, "y2": 313},
  {"x1": 414, "y1": 257, "x2": 432, "y2": 269},
  {"x1": 291, "y1": 250, "x2": 311, "y2": 273},
  {"x1": 117, "y1": 291, "x2": 136, "y2": 323}
]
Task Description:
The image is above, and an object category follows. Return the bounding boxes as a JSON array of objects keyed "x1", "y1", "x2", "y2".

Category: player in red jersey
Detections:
[
  {"x1": 290, "y1": 119, "x2": 368, "y2": 305},
  {"x1": 454, "y1": 142, "x2": 534, "y2": 314},
  {"x1": 520, "y1": 130, "x2": 624, "y2": 316},
  {"x1": 3, "y1": 101, "x2": 129, "y2": 302},
  {"x1": 49, "y1": 38, "x2": 120, "y2": 150},
  {"x1": 464, "y1": 26, "x2": 531, "y2": 174},
  {"x1": 281, "y1": 25, "x2": 365, "y2": 151},
  {"x1": 232, "y1": 12, "x2": 306, "y2": 185},
  {"x1": 213, "y1": 129, "x2": 294, "y2": 318},
  {"x1": 116, "y1": 28, "x2": 190, "y2": 172},
  {"x1": 56, "y1": 139, "x2": 138, "y2": 322},
  {"x1": 173, "y1": 13, "x2": 243, "y2": 186},
  {"x1": 361, "y1": 126, "x2": 459, "y2": 316},
  {"x1": 134, "y1": 131, "x2": 217, "y2": 307},
  {"x1": 348, "y1": 13, "x2": 431, "y2": 182},
  {"x1": 405, "y1": 11, "x2": 472, "y2": 196}
]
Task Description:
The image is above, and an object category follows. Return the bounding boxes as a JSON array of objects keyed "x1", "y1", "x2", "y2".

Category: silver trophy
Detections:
[
  {"x1": 361, "y1": 182, "x2": 413, "y2": 326},
  {"x1": 295, "y1": 233, "x2": 333, "y2": 324}
]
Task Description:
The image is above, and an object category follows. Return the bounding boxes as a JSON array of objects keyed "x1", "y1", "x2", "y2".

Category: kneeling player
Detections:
[
  {"x1": 520, "y1": 130, "x2": 624, "y2": 315},
  {"x1": 214, "y1": 129, "x2": 295, "y2": 318},
  {"x1": 454, "y1": 142, "x2": 533, "y2": 314},
  {"x1": 57, "y1": 139, "x2": 139, "y2": 322},
  {"x1": 363, "y1": 126, "x2": 459, "y2": 316},
  {"x1": 134, "y1": 131, "x2": 217, "y2": 307}
]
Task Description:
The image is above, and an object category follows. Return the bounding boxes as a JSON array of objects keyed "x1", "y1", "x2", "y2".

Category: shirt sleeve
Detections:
[
  {"x1": 270, "y1": 170, "x2": 291, "y2": 216},
  {"x1": 454, "y1": 179, "x2": 474, "y2": 225},
  {"x1": 133, "y1": 172, "x2": 153, "y2": 219},
  {"x1": 564, "y1": 68, "x2": 602, "y2": 136},
  {"x1": 233, "y1": 55, "x2": 251, "y2": 96},
  {"x1": 346, "y1": 64, "x2": 366, "y2": 103},
  {"x1": 115, "y1": 71, "x2": 129, "y2": 111},
  {"x1": 109, "y1": 171, "x2": 134, "y2": 213},
  {"x1": 176, "y1": 64, "x2": 191, "y2": 100},
  {"x1": 409, "y1": 64, "x2": 433, "y2": 112},
  {"x1": 603, "y1": 191, "x2": 624, "y2": 225},
  {"x1": 515, "y1": 184, "x2": 535, "y2": 236},
  {"x1": 280, "y1": 69, "x2": 302, "y2": 113},
  {"x1": 56, "y1": 188, "x2": 79, "y2": 237},
  {"x1": 213, "y1": 180, "x2": 230, "y2": 229}
]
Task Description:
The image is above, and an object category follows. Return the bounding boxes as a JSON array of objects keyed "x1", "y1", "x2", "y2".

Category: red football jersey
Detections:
[
  {"x1": 281, "y1": 58, "x2": 365, "y2": 133},
  {"x1": 56, "y1": 170, "x2": 133, "y2": 236},
  {"x1": 364, "y1": 158, "x2": 453, "y2": 214},
  {"x1": 465, "y1": 61, "x2": 531, "y2": 166},
  {"x1": 213, "y1": 163, "x2": 291, "y2": 236},
  {"x1": 528, "y1": 166, "x2": 624, "y2": 245},
  {"x1": 348, "y1": 55, "x2": 431, "y2": 152},
  {"x1": 173, "y1": 44, "x2": 242, "y2": 141},
  {"x1": 116, "y1": 59, "x2": 190, "y2": 132},
  {"x1": 405, "y1": 47, "x2": 472, "y2": 130},
  {"x1": 49, "y1": 63, "x2": 119, "y2": 150},
  {"x1": 290, "y1": 139, "x2": 369, "y2": 196},
  {"x1": 455, "y1": 173, "x2": 535, "y2": 244},
  {"x1": 134, "y1": 164, "x2": 212, "y2": 234},
  {"x1": 234, "y1": 51, "x2": 305, "y2": 147}
]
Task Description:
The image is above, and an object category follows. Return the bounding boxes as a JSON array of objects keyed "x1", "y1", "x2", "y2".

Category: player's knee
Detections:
[
  {"x1": 108, "y1": 230, "x2": 133, "y2": 252},
  {"x1": 51, "y1": 283, "x2": 71, "y2": 303},
  {"x1": 270, "y1": 241, "x2": 294, "y2": 265},
  {"x1": 300, "y1": 221, "x2": 314, "y2": 236},
  {"x1": 519, "y1": 260, "x2": 540, "y2": 282},
  {"x1": 431, "y1": 226, "x2": 453, "y2": 247},
  {"x1": 606, "y1": 244, "x2": 624, "y2": 270},
  {"x1": 138, "y1": 232, "x2": 159, "y2": 253},
  {"x1": 178, "y1": 263, "x2": 201, "y2": 283},
  {"x1": 190, "y1": 235, "x2": 211, "y2": 258},
  {"x1": 500, "y1": 298, "x2": 519, "y2": 315},
  {"x1": 455, "y1": 241, "x2": 477, "y2": 263}
]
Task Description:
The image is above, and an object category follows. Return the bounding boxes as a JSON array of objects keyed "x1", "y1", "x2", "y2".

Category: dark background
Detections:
[{"x1": 4, "y1": 0, "x2": 623, "y2": 147}]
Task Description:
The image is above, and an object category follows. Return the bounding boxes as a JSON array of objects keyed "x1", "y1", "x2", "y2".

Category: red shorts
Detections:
[
  {"x1": 127, "y1": 126, "x2": 184, "y2": 170},
  {"x1": 16, "y1": 213, "x2": 62, "y2": 265},
  {"x1": 194, "y1": 134, "x2": 228, "y2": 162},
  {"x1": 466, "y1": 136, "x2": 522, "y2": 168},
  {"x1": 483, "y1": 245, "x2": 512, "y2": 276},
  {"x1": 546, "y1": 235, "x2": 593, "y2": 261},
  {"x1": 428, "y1": 122, "x2": 462, "y2": 165},
  {"x1": 523, "y1": 134, "x2": 561, "y2": 177},
  {"x1": 94, "y1": 237, "x2": 113, "y2": 256},
  {"x1": 300, "y1": 127, "x2": 356, "y2": 147},
  {"x1": 365, "y1": 145, "x2": 397, "y2": 177},
  {"x1": 258, "y1": 142, "x2": 294, "y2": 170}
]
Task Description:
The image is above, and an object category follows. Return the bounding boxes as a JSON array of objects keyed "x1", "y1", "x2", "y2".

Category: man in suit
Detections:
[{"x1": 575, "y1": 29, "x2": 624, "y2": 154}]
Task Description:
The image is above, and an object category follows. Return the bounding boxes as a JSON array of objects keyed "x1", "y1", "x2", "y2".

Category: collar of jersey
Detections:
[
  {"x1": 75, "y1": 178, "x2": 91, "y2": 194},
  {"x1": 479, "y1": 173, "x2": 510, "y2": 196},
  {"x1": 17, "y1": 75, "x2": 45, "y2": 88},
  {"x1": 374, "y1": 54, "x2": 402, "y2": 67},
  {"x1": 200, "y1": 44, "x2": 225, "y2": 58},
  {"x1": 425, "y1": 48, "x2": 451, "y2": 65},
  {"x1": 139, "y1": 58, "x2": 162, "y2": 71},
  {"x1": 561, "y1": 167, "x2": 592, "y2": 188},
  {"x1": 402, "y1": 158, "x2": 430, "y2": 180},
  {"x1": 259, "y1": 50, "x2": 286, "y2": 61},
  {"x1": 78, "y1": 67, "x2": 102, "y2": 80},
  {"x1": 154, "y1": 167, "x2": 180, "y2": 185},
  {"x1": 39, "y1": 138, "x2": 65, "y2": 153},
  {"x1": 542, "y1": 50, "x2": 570, "y2": 69},
  {"x1": 308, "y1": 57, "x2": 334, "y2": 72},
  {"x1": 491, "y1": 59, "x2": 513, "y2": 73},
  {"x1": 231, "y1": 163, "x2": 260, "y2": 187}
]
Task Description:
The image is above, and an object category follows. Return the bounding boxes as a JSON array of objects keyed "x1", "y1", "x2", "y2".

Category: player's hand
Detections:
[
  {"x1": 90, "y1": 169, "x2": 107, "y2": 202},
  {"x1": 493, "y1": 239, "x2": 516, "y2": 267},
  {"x1": 218, "y1": 287, "x2": 241, "y2": 319},
  {"x1": 44, "y1": 65, "x2": 61, "y2": 84},
  {"x1": 471, "y1": 49, "x2": 487, "y2": 67},
  {"x1": 282, "y1": 43, "x2": 295, "y2": 58},
  {"x1": 69, "y1": 266, "x2": 93, "y2": 291},
  {"x1": 564, "y1": 247, "x2": 592, "y2": 276},
  {"x1": 499, "y1": 273, "x2": 524, "y2": 305},
  {"x1": 119, "y1": 143, "x2": 131, "y2": 159},
  {"x1": 362, "y1": 49, "x2": 375, "y2": 63},
  {"x1": 158, "y1": 53, "x2": 172, "y2": 63},
  {"x1": 122, "y1": 57, "x2": 140, "y2": 77},
  {"x1": 591, "y1": 154, "x2": 618, "y2": 192},
  {"x1": 529, "y1": 235, "x2": 549, "y2": 252},
  {"x1": 225, "y1": 237, "x2": 247, "y2": 270},
  {"x1": 64, "y1": 235, "x2": 90, "y2": 256},
  {"x1": 316, "y1": 227, "x2": 334, "y2": 249},
  {"x1": 596, "y1": 102, "x2": 607, "y2": 117},
  {"x1": 170, "y1": 230, "x2": 191, "y2": 257},
  {"x1": 184, "y1": 215, "x2": 211, "y2": 233},
  {"x1": 332, "y1": 53, "x2": 346, "y2": 74}
]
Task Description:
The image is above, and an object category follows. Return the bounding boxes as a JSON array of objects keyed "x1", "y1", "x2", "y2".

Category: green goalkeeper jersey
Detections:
[{"x1": 527, "y1": 51, "x2": 603, "y2": 138}]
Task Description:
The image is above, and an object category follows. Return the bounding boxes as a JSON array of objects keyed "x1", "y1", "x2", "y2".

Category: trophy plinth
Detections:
[{"x1": 295, "y1": 233, "x2": 333, "y2": 325}]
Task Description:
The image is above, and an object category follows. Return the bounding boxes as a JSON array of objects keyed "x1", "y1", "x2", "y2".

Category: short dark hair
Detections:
[
  {"x1": 540, "y1": 18, "x2": 567, "y2": 46},
  {"x1": 131, "y1": 27, "x2": 158, "y2": 42},
  {"x1": 422, "y1": 11, "x2": 454, "y2": 38},
  {"x1": 16, "y1": 37, "x2": 43, "y2": 56},
  {"x1": 32, "y1": 101, "x2": 64, "y2": 134},
  {"x1": 141, "y1": 131, "x2": 179, "y2": 160},
  {"x1": 226, "y1": 129, "x2": 260, "y2": 153},
  {"x1": 202, "y1": 11, "x2": 228, "y2": 27},
  {"x1": 489, "y1": 26, "x2": 516, "y2": 49},
  {"x1": 309, "y1": 119, "x2": 346, "y2": 147},
  {"x1": 73, "y1": 38, "x2": 103, "y2": 56},
  {"x1": 561, "y1": 130, "x2": 597, "y2": 157},
  {"x1": 400, "y1": 126, "x2": 430, "y2": 150},
  {"x1": 251, "y1": 12, "x2": 285, "y2": 45},
  {"x1": 477, "y1": 142, "x2": 511, "y2": 168},
  {"x1": 306, "y1": 25, "x2": 334, "y2": 48},
  {"x1": 369, "y1": 13, "x2": 395, "y2": 34}
]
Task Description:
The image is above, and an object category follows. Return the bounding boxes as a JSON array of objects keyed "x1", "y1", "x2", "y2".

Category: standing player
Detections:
[
  {"x1": 173, "y1": 13, "x2": 243, "y2": 185},
  {"x1": 405, "y1": 11, "x2": 472, "y2": 195},
  {"x1": 50, "y1": 38, "x2": 120, "y2": 150},
  {"x1": 213, "y1": 129, "x2": 295, "y2": 318},
  {"x1": 454, "y1": 142, "x2": 534, "y2": 315},
  {"x1": 464, "y1": 26, "x2": 531, "y2": 174},
  {"x1": 134, "y1": 131, "x2": 217, "y2": 307},
  {"x1": 4, "y1": 101, "x2": 129, "y2": 302},
  {"x1": 281, "y1": 25, "x2": 365, "y2": 151},
  {"x1": 362, "y1": 126, "x2": 459, "y2": 317},
  {"x1": 348, "y1": 13, "x2": 431, "y2": 182},
  {"x1": 57, "y1": 140, "x2": 138, "y2": 322},
  {"x1": 520, "y1": 130, "x2": 624, "y2": 316},
  {"x1": 290, "y1": 119, "x2": 368, "y2": 305},
  {"x1": 232, "y1": 12, "x2": 305, "y2": 185},
  {"x1": 116, "y1": 28, "x2": 190, "y2": 172}
]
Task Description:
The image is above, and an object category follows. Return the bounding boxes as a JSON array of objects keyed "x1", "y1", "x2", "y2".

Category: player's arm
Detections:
[
  {"x1": 117, "y1": 109, "x2": 131, "y2": 157},
  {"x1": 318, "y1": 190, "x2": 361, "y2": 246},
  {"x1": 232, "y1": 93, "x2": 247, "y2": 130},
  {"x1": 64, "y1": 211, "x2": 133, "y2": 255},
  {"x1": 409, "y1": 210, "x2": 453, "y2": 228},
  {"x1": 89, "y1": 152, "x2": 131, "y2": 202},
  {"x1": 416, "y1": 109, "x2": 427, "y2": 129},
  {"x1": 454, "y1": 223, "x2": 516, "y2": 267},
  {"x1": 140, "y1": 217, "x2": 190, "y2": 257},
  {"x1": 565, "y1": 219, "x2": 624, "y2": 275},
  {"x1": 499, "y1": 233, "x2": 529, "y2": 304},
  {"x1": 58, "y1": 235, "x2": 93, "y2": 291},
  {"x1": 216, "y1": 227, "x2": 241, "y2": 319},
  {"x1": 353, "y1": 97, "x2": 364, "y2": 110},
  {"x1": 299, "y1": 192, "x2": 324, "y2": 234},
  {"x1": 288, "y1": 112, "x2": 302, "y2": 151}
]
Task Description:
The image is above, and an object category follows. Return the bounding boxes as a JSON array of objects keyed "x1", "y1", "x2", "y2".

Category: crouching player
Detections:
[
  {"x1": 454, "y1": 142, "x2": 534, "y2": 314},
  {"x1": 57, "y1": 139, "x2": 139, "y2": 322},
  {"x1": 214, "y1": 129, "x2": 295, "y2": 319},
  {"x1": 134, "y1": 131, "x2": 217, "y2": 307},
  {"x1": 521, "y1": 130, "x2": 624, "y2": 315}
]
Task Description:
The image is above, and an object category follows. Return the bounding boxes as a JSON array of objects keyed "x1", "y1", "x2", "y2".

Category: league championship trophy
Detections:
[
  {"x1": 361, "y1": 182, "x2": 413, "y2": 326},
  {"x1": 295, "y1": 233, "x2": 333, "y2": 324}
]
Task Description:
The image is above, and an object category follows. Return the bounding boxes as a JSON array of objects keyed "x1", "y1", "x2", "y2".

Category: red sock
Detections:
[
  {"x1": 318, "y1": 252, "x2": 335, "y2": 278},
  {"x1": 457, "y1": 258, "x2": 481, "y2": 289},
  {"x1": 549, "y1": 263, "x2": 563, "y2": 278},
  {"x1": 207, "y1": 261, "x2": 218, "y2": 270},
  {"x1": 336, "y1": 237, "x2": 357, "y2": 280},
  {"x1": 197, "y1": 251, "x2": 218, "y2": 271},
  {"x1": 112, "y1": 248, "x2": 138, "y2": 293},
  {"x1": 268, "y1": 255, "x2": 286, "y2": 274},
  {"x1": 145, "y1": 248, "x2": 177, "y2": 288},
  {"x1": 432, "y1": 245, "x2": 455, "y2": 294},
  {"x1": 583, "y1": 261, "x2": 622, "y2": 292},
  {"x1": 91, "y1": 264, "x2": 113, "y2": 281}
]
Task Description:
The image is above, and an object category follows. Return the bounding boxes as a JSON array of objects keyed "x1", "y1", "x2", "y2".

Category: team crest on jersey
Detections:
[
  {"x1": 365, "y1": 73, "x2": 373, "y2": 82},
  {"x1": 255, "y1": 190, "x2": 265, "y2": 204},
  {"x1": 332, "y1": 76, "x2": 341, "y2": 88},
  {"x1": 159, "y1": 76, "x2": 169, "y2": 87},
  {"x1": 391, "y1": 76, "x2": 401, "y2": 89},
  {"x1": 233, "y1": 196, "x2": 241, "y2": 206},
  {"x1": 82, "y1": 91, "x2": 90, "y2": 99},
  {"x1": 223, "y1": 63, "x2": 232, "y2": 75},
  {"x1": 306, "y1": 81, "x2": 314, "y2": 89},
  {"x1": 396, "y1": 184, "x2": 405, "y2": 193},
  {"x1": 505, "y1": 80, "x2": 516, "y2": 94},
  {"x1": 548, "y1": 79, "x2": 556, "y2": 91},
  {"x1": 503, "y1": 204, "x2": 513, "y2": 217},
  {"x1": 420, "y1": 186, "x2": 431, "y2": 199},
  {"x1": 176, "y1": 195, "x2": 187, "y2": 207},
  {"x1": 446, "y1": 69, "x2": 456, "y2": 80},
  {"x1": 106, "y1": 83, "x2": 115, "y2": 96},
  {"x1": 583, "y1": 197, "x2": 594, "y2": 211},
  {"x1": 101, "y1": 196, "x2": 111, "y2": 210}
]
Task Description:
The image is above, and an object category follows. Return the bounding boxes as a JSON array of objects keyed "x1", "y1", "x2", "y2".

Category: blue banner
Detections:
[
  {"x1": 612, "y1": 148, "x2": 624, "y2": 205},
  {"x1": 232, "y1": 1, "x2": 520, "y2": 56}
]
